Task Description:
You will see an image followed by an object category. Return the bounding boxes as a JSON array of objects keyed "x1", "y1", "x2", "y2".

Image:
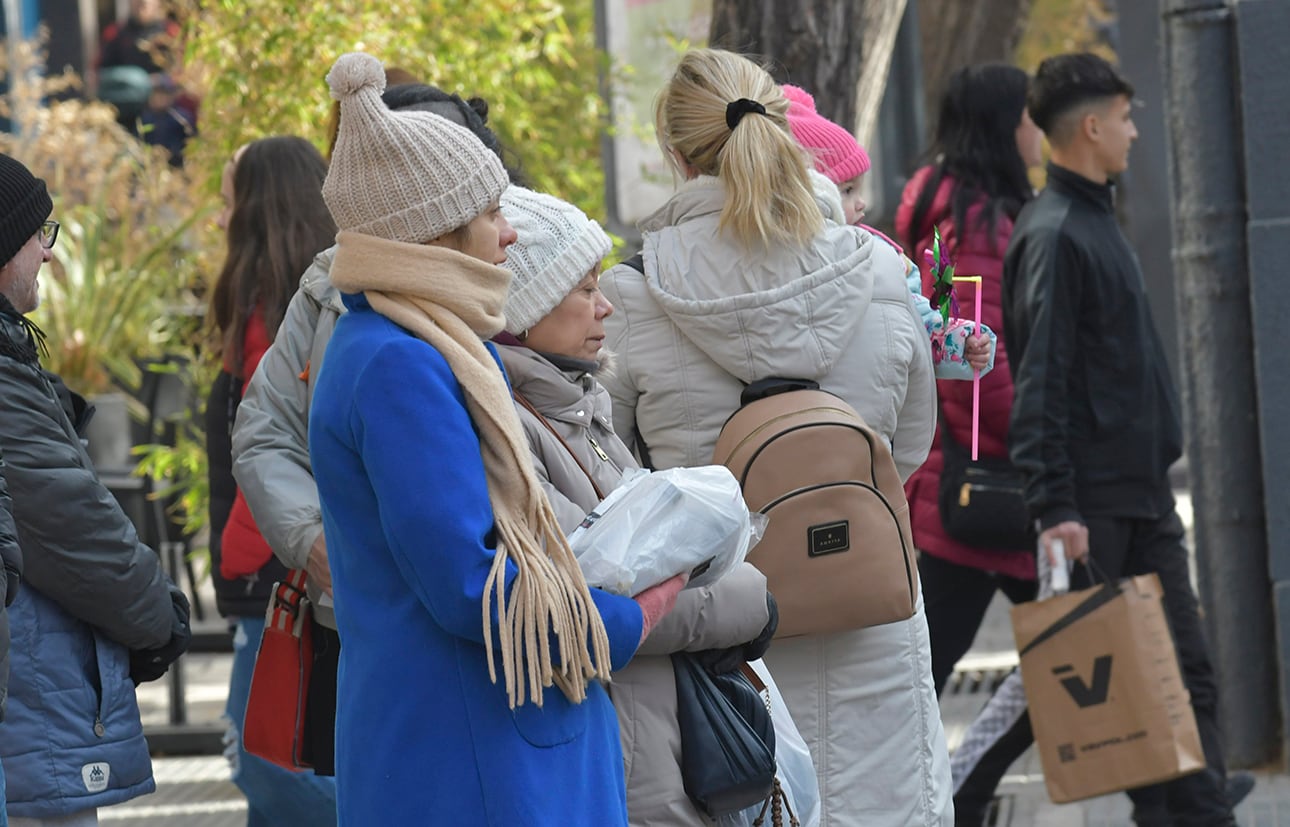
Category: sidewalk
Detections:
[{"x1": 106, "y1": 487, "x2": 1290, "y2": 825}]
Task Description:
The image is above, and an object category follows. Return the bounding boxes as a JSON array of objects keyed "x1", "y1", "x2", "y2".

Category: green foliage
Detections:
[
  {"x1": 180, "y1": 0, "x2": 606, "y2": 218},
  {"x1": 1015, "y1": 0, "x2": 1115, "y2": 74}
]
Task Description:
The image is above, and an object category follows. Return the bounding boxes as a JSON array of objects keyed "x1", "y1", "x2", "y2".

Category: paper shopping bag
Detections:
[{"x1": 1011, "y1": 573, "x2": 1205, "y2": 803}]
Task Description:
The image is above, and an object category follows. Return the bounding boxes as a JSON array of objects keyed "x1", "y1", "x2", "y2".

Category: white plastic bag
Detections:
[
  {"x1": 569, "y1": 465, "x2": 764, "y2": 596},
  {"x1": 717, "y1": 659, "x2": 821, "y2": 827}
]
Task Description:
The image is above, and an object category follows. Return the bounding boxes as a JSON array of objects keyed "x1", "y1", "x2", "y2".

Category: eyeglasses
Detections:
[{"x1": 38, "y1": 220, "x2": 59, "y2": 249}]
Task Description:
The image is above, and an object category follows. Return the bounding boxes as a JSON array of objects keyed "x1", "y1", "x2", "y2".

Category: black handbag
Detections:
[
  {"x1": 936, "y1": 406, "x2": 1035, "y2": 552},
  {"x1": 672, "y1": 652, "x2": 777, "y2": 818}
]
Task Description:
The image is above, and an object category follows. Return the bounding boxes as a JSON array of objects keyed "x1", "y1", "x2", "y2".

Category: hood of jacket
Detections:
[
  {"x1": 300, "y1": 245, "x2": 344, "y2": 315},
  {"x1": 636, "y1": 176, "x2": 895, "y2": 385}
]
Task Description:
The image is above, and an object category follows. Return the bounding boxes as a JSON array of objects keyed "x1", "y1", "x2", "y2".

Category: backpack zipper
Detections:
[
  {"x1": 721, "y1": 406, "x2": 862, "y2": 465},
  {"x1": 758, "y1": 480, "x2": 915, "y2": 605}
]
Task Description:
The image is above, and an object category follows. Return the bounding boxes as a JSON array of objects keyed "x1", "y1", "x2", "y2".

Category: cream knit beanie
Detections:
[
  {"x1": 323, "y1": 52, "x2": 509, "y2": 243},
  {"x1": 500, "y1": 187, "x2": 612, "y2": 334}
]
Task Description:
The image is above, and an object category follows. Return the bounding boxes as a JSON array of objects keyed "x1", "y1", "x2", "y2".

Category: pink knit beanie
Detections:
[{"x1": 782, "y1": 84, "x2": 871, "y2": 185}]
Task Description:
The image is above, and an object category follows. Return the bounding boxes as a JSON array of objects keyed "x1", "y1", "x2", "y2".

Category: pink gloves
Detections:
[{"x1": 633, "y1": 573, "x2": 688, "y2": 645}]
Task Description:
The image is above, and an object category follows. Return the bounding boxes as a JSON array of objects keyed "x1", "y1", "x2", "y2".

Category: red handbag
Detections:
[{"x1": 243, "y1": 569, "x2": 314, "y2": 770}]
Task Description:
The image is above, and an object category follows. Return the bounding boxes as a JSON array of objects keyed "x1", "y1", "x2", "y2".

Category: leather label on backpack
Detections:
[{"x1": 808, "y1": 521, "x2": 850, "y2": 556}]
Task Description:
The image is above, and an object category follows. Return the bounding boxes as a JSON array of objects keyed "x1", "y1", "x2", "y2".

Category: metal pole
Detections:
[
  {"x1": 1160, "y1": 0, "x2": 1278, "y2": 767},
  {"x1": 1232, "y1": 0, "x2": 1290, "y2": 768}
]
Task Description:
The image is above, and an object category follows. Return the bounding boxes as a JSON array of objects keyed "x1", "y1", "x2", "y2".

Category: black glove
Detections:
[
  {"x1": 129, "y1": 586, "x2": 192, "y2": 685},
  {"x1": 691, "y1": 591, "x2": 779, "y2": 675}
]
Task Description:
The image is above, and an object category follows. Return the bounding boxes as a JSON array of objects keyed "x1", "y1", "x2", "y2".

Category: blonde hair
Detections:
[{"x1": 655, "y1": 49, "x2": 823, "y2": 248}]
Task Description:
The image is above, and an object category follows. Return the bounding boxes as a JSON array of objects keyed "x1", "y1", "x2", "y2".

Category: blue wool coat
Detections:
[{"x1": 309, "y1": 295, "x2": 644, "y2": 827}]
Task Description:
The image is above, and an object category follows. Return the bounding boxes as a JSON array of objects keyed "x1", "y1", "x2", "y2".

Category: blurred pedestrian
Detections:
[
  {"x1": 94, "y1": 0, "x2": 197, "y2": 165},
  {"x1": 306, "y1": 52, "x2": 679, "y2": 824},
  {"x1": 895, "y1": 63, "x2": 1043, "y2": 696},
  {"x1": 598, "y1": 48, "x2": 951, "y2": 827},
  {"x1": 496, "y1": 185, "x2": 777, "y2": 825},
  {"x1": 230, "y1": 76, "x2": 524, "y2": 778},
  {"x1": 206, "y1": 136, "x2": 339, "y2": 825},
  {"x1": 0, "y1": 152, "x2": 191, "y2": 826}
]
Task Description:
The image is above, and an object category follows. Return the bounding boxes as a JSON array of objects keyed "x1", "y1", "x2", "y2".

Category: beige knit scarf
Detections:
[{"x1": 329, "y1": 230, "x2": 612, "y2": 708}]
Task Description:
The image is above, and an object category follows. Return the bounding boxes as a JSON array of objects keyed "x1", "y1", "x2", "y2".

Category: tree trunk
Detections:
[
  {"x1": 916, "y1": 0, "x2": 1034, "y2": 120},
  {"x1": 709, "y1": 0, "x2": 909, "y2": 147}
]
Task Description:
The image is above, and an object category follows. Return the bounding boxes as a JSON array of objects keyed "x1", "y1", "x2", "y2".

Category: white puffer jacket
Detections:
[{"x1": 600, "y1": 176, "x2": 951, "y2": 827}]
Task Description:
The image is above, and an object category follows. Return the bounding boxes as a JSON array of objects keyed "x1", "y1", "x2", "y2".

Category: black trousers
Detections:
[
  {"x1": 300, "y1": 622, "x2": 340, "y2": 777},
  {"x1": 919, "y1": 551, "x2": 1036, "y2": 696},
  {"x1": 953, "y1": 509, "x2": 1234, "y2": 827}
]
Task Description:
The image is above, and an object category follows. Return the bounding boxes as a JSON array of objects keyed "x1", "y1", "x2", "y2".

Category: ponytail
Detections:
[{"x1": 656, "y1": 49, "x2": 823, "y2": 249}]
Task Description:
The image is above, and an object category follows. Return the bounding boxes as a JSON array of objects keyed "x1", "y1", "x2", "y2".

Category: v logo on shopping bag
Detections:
[{"x1": 1053, "y1": 655, "x2": 1113, "y2": 707}]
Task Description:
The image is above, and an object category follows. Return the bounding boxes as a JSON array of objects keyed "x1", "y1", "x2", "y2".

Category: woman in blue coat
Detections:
[{"x1": 307, "y1": 53, "x2": 684, "y2": 826}]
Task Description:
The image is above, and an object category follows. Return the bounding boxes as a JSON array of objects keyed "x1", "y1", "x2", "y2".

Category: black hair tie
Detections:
[{"x1": 725, "y1": 98, "x2": 767, "y2": 130}]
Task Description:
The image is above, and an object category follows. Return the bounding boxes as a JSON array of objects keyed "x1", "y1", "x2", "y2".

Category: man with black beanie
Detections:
[{"x1": 0, "y1": 153, "x2": 192, "y2": 824}]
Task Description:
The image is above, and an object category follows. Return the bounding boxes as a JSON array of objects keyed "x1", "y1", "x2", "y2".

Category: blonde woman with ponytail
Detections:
[
  {"x1": 307, "y1": 52, "x2": 683, "y2": 825},
  {"x1": 600, "y1": 49, "x2": 951, "y2": 826}
]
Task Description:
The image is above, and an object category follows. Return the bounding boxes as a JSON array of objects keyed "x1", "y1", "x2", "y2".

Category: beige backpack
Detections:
[{"x1": 712, "y1": 379, "x2": 918, "y2": 638}]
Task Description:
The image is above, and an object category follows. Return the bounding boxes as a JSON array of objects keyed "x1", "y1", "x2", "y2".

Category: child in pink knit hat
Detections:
[
  {"x1": 783, "y1": 83, "x2": 872, "y2": 225},
  {"x1": 783, "y1": 83, "x2": 995, "y2": 379}
]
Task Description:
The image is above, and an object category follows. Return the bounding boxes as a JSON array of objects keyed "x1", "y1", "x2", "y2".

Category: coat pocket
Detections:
[{"x1": 509, "y1": 686, "x2": 588, "y2": 747}]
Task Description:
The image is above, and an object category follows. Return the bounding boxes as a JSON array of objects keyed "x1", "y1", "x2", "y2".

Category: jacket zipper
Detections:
[{"x1": 587, "y1": 434, "x2": 610, "y2": 462}]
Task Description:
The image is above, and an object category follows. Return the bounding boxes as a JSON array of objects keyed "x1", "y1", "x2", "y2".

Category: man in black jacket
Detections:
[
  {"x1": 0, "y1": 153, "x2": 192, "y2": 821},
  {"x1": 951, "y1": 54, "x2": 1238, "y2": 826}
]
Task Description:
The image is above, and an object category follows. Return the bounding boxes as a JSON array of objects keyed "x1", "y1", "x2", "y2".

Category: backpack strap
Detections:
[
  {"x1": 512, "y1": 390, "x2": 606, "y2": 501},
  {"x1": 740, "y1": 378, "x2": 820, "y2": 408},
  {"x1": 620, "y1": 252, "x2": 644, "y2": 274}
]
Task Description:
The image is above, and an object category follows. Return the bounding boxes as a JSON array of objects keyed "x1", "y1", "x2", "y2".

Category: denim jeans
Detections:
[
  {"x1": 225, "y1": 616, "x2": 337, "y2": 827},
  {"x1": 1, "y1": 757, "x2": 7, "y2": 827}
]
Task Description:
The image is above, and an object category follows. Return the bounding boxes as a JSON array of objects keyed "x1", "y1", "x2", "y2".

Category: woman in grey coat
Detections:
[{"x1": 498, "y1": 186, "x2": 776, "y2": 826}]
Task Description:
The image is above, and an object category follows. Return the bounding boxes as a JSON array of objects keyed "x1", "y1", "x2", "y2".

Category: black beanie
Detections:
[{"x1": 0, "y1": 154, "x2": 53, "y2": 267}]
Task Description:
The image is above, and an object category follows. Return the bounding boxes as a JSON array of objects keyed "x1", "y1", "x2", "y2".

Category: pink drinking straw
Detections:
[{"x1": 953, "y1": 276, "x2": 983, "y2": 460}]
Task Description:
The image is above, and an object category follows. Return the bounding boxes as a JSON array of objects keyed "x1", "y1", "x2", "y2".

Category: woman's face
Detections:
[
  {"x1": 441, "y1": 201, "x2": 518, "y2": 265},
  {"x1": 521, "y1": 267, "x2": 614, "y2": 361},
  {"x1": 1015, "y1": 108, "x2": 1045, "y2": 169},
  {"x1": 837, "y1": 174, "x2": 867, "y2": 225}
]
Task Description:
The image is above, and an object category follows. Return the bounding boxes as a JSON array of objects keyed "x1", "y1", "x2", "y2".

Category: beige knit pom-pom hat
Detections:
[{"x1": 322, "y1": 52, "x2": 510, "y2": 243}]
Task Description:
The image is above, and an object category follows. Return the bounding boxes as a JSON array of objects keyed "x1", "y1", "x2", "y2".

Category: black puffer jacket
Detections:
[
  {"x1": 0, "y1": 294, "x2": 182, "y2": 650},
  {"x1": 1002, "y1": 163, "x2": 1182, "y2": 528},
  {"x1": 0, "y1": 449, "x2": 22, "y2": 721}
]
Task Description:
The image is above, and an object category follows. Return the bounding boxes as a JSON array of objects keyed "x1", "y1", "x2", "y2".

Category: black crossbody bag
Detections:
[{"x1": 936, "y1": 405, "x2": 1035, "y2": 552}]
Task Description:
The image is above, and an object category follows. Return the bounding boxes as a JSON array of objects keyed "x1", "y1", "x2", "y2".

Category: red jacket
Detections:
[
  {"x1": 219, "y1": 309, "x2": 277, "y2": 580},
  {"x1": 897, "y1": 167, "x2": 1035, "y2": 580}
]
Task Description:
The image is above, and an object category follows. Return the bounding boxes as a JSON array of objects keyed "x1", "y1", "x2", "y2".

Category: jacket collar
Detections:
[
  {"x1": 496, "y1": 344, "x2": 606, "y2": 426},
  {"x1": 0, "y1": 293, "x2": 44, "y2": 365},
  {"x1": 638, "y1": 176, "x2": 725, "y2": 233},
  {"x1": 1046, "y1": 162, "x2": 1116, "y2": 214}
]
